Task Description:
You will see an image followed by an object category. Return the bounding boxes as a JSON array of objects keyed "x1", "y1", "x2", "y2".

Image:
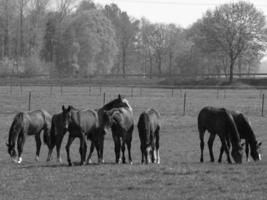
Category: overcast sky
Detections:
[{"x1": 93, "y1": 0, "x2": 267, "y2": 28}]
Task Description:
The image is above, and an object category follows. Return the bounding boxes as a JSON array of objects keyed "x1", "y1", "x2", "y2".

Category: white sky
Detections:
[{"x1": 93, "y1": 0, "x2": 267, "y2": 28}]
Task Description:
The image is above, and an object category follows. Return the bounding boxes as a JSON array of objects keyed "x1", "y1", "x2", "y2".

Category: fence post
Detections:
[
  {"x1": 261, "y1": 93, "x2": 265, "y2": 117},
  {"x1": 99, "y1": 87, "x2": 102, "y2": 96},
  {"x1": 60, "y1": 85, "x2": 63, "y2": 96},
  {"x1": 28, "y1": 91, "x2": 31, "y2": 111},
  {"x1": 224, "y1": 89, "x2": 226, "y2": 99},
  {"x1": 131, "y1": 87, "x2": 133, "y2": 97},
  {"x1": 103, "y1": 92, "x2": 106, "y2": 106},
  {"x1": 183, "y1": 91, "x2": 187, "y2": 116}
]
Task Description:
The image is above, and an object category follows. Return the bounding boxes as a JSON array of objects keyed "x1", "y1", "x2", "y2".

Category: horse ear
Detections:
[
  {"x1": 62, "y1": 105, "x2": 65, "y2": 111},
  {"x1": 118, "y1": 94, "x2": 121, "y2": 99},
  {"x1": 258, "y1": 141, "x2": 262, "y2": 146},
  {"x1": 6, "y1": 142, "x2": 9, "y2": 147},
  {"x1": 67, "y1": 105, "x2": 71, "y2": 111}
]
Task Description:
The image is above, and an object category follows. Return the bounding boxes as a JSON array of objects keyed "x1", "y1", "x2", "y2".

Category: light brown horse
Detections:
[{"x1": 6, "y1": 109, "x2": 52, "y2": 164}]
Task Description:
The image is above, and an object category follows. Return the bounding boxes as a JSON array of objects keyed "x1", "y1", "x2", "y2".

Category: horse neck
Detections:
[
  {"x1": 8, "y1": 113, "x2": 23, "y2": 146},
  {"x1": 240, "y1": 117, "x2": 257, "y2": 147},
  {"x1": 225, "y1": 112, "x2": 242, "y2": 148}
]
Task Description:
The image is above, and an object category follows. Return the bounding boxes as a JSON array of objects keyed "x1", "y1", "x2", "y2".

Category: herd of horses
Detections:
[
  {"x1": 6, "y1": 95, "x2": 160, "y2": 166},
  {"x1": 6, "y1": 94, "x2": 262, "y2": 166}
]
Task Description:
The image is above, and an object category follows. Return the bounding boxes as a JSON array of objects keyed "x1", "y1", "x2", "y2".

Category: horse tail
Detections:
[
  {"x1": 8, "y1": 112, "x2": 24, "y2": 147},
  {"x1": 138, "y1": 112, "x2": 151, "y2": 147}
]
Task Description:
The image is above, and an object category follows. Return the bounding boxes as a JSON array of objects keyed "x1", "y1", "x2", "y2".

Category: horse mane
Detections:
[
  {"x1": 223, "y1": 109, "x2": 242, "y2": 149},
  {"x1": 238, "y1": 113, "x2": 257, "y2": 145},
  {"x1": 102, "y1": 95, "x2": 129, "y2": 111}
]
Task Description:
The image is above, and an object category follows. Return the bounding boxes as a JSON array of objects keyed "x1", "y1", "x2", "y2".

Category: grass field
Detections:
[{"x1": 0, "y1": 86, "x2": 267, "y2": 200}]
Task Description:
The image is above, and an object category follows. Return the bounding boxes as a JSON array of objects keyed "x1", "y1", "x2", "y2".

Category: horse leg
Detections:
[
  {"x1": 208, "y1": 133, "x2": 216, "y2": 162},
  {"x1": 17, "y1": 132, "x2": 25, "y2": 164},
  {"x1": 86, "y1": 141, "x2": 94, "y2": 164},
  {"x1": 140, "y1": 143, "x2": 145, "y2": 164},
  {"x1": 245, "y1": 141, "x2": 250, "y2": 162},
  {"x1": 218, "y1": 144, "x2": 224, "y2": 163},
  {"x1": 220, "y1": 136, "x2": 232, "y2": 164},
  {"x1": 199, "y1": 128, "x2": 205, "y2": 162},
  {"x1": 121, "y1": 137, "x2": 126, "y2": 164},
  {"x1": 56, "y1": 134, "x2": 64, "y2": 163},
  {"x1": 113, "y1": 133, "x2": 121, "y2": 164},
  {"x1": 155, "y1": 128, "x2": 160, "y2": 164},
  {"x1": 35, "y1": 133, "x2": 42, "y2": 162},
  {"x1": 65, "y1": 135, "x2": 75, "y2": 166},
  {"x1": 79, "y1": 135, "x2": 87, "y2": 165},
  {"x1": 126, "y1": 138, "x2": 133, "y2": 165}
]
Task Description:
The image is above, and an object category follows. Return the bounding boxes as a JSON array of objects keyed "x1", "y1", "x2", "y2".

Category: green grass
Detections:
[{"x1": 0, "y1": 86, "x2": 267, "y2": 200}]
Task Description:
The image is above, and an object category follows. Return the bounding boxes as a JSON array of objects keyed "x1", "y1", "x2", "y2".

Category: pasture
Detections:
[{"x1": 0, "y1": 85, "x2": 267, "y2": 200}]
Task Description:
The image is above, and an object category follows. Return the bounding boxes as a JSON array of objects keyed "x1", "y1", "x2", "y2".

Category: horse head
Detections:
[
  {"x1": 251, "y1": 141, "x2": 262, "y2": 161},
  {"x1": 6, "y1": 142, "x2": 16, "y2": 159},
  {"x1": 62, "y1": 105, "x2": 72, "y2": 131}
]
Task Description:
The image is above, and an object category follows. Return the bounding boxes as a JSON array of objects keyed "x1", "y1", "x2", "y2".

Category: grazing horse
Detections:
[
  {"x1": 6, "y1": 109, "x2": 52, "y2": 164},
  {"x1": 219, "y1": 110, "x2": 262, "y2": 162},
  {"x1": 137, "y1": 108, "x2": 160, "y2": 164},
  {"x1": 106, "y1": 104, "x2": 134, "y2": 164},
  {"x1": 198, "y1": 106, "x2": 244, "y2": 164},
  {"x1": 62, "y1": 105, "x2": 111, "y2": 166}
]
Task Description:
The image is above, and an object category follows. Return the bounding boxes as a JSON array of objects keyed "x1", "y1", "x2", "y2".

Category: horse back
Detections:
[
  {"x1": 24, "y1": 110, "x2": 51, "y2": 135},
  {"x1": 231, "y1": 111, "x2": 256, "y2": 141},
  {"x1": 198, "y1": 107, "x2": 236, "y2": 135},
  {"x1": 70, "y1": 109, "x2": 98, "y2": 134}
]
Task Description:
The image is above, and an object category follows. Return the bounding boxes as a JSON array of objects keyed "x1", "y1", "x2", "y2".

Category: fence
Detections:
[{"x1": 1, "y1": 84, "x2": 266, "y2": 117}]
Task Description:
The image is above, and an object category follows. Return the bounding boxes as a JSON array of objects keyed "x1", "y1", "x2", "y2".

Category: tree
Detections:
[
  {"x1": 104, "y1": 4, "x2": 139, "y2": 76},
  {"x1": 60, "y1": 9, "x2": 118, "y2": 75},
  {"x1": 189, "y1": 1, "x2": 267, "y2": 82}
]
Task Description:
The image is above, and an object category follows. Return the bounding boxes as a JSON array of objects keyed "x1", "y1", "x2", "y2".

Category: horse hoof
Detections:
[
  {"x1": 129, "y1": 161, "x2": 133, "y2": 165},
  {"x1": 68, "y1": 162, "x2": 73, "y2": 166},
  {"x1": 17, "y1": 157, "x2": 23, "y2": 164},
  {"x1": 35, "y1": 156, "x2": 39, "y2": 162}
]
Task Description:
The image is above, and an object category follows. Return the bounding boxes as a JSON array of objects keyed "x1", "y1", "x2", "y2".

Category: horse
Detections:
[
  {"x1": 106, "y1": 104, "x2": 134, "y2": 164},
  {"x1": 198, "y1": 106, "x2": 244, "y2": 164},
  {"x1": 46, "y1": 112, "x2": 68, "y2": 163},
  {"x1": 47, "y1": 94, "x2": 130, "y2": 165},
  {"x1": 61, "y1": 105, "x2": 112, "y2": 166},
  {"x1": 137, "y1": 108, "x2": 160, "y2": 164},
  {"x1": 6, "y1": 109, "x2": 52, "y2": 164},
  {"x1": 218, "y1": 110, "x2": 262, "y2": 162}
]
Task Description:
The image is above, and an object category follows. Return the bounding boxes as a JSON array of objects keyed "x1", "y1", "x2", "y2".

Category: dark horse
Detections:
[
  {"x1": 218, "y1": 110, "x2": 262, "y2": 162},
  {"x1": 137, "y1": 108, "x2": 160, "y2": 164},
  {"x1": 46, "y1": 112, "x2": 68, "y2": 163},
  {"x1": 6, "y1": 109, "x2": 52, "y2": 164},
  {"x1": 198, "y1": 106, "x2": 244, "y2": 164},
  {"x1": 106, "y1": 100, "x2": 134, "y2": 164}
]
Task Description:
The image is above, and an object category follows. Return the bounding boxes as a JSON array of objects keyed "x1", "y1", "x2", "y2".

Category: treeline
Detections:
[{"x1": 0, "y1": 0, "x2": 267, "y2": 82}]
